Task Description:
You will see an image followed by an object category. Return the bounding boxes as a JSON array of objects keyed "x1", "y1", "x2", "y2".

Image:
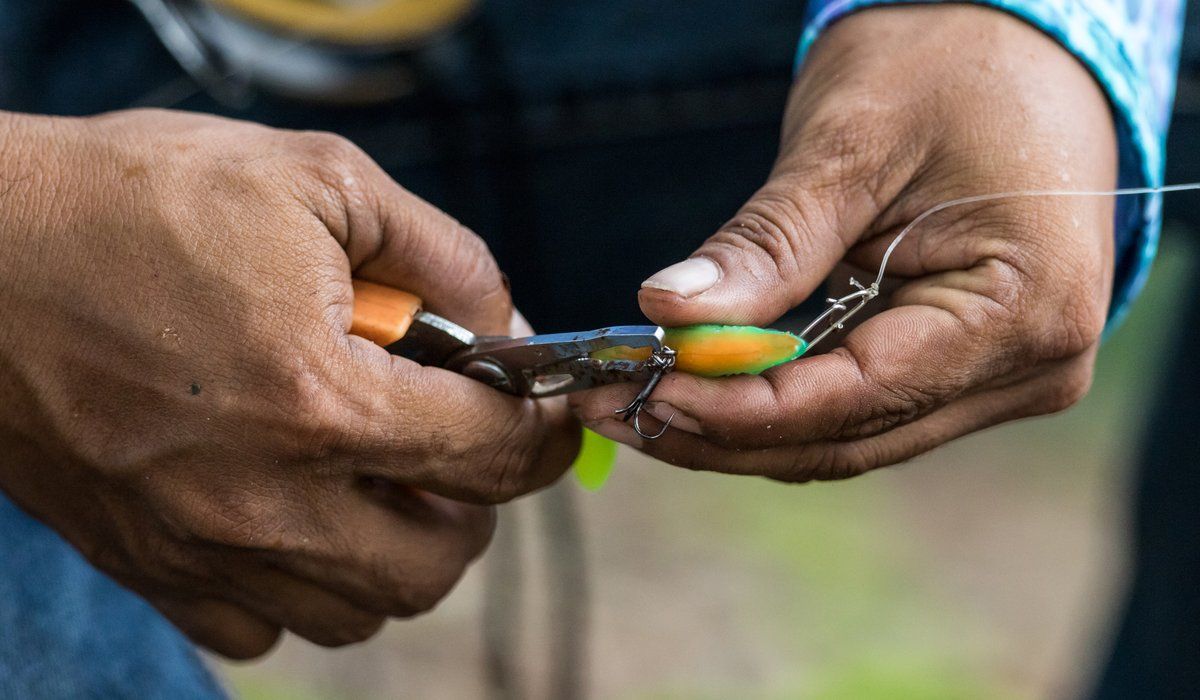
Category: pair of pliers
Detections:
[{"x1": 350, "y1": 280, "x2": 667, "y2": 398}]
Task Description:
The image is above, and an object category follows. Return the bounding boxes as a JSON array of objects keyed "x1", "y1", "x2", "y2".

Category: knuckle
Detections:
[
  {"x1": 829, "y1": 442, "x2": 882, "y2": 479},
  {"x1": 305, "y1": 616, "x2": 386, "y2": 648},
  {"x1": 279, "y1": 365, "x2": 358, "y2": 463},
  {"x1": 836, "y1": 384, "x2": 930, "y2": 439},
  {"x1": 460, "y1": 506, "x2": 498, "y2": 561},
  {"x1": 392, "y1": 566, "x2": 461, "y2": 618},
  {"x1": 216, "y1": 627, "x2": 282, "y2": 661},
  {"x1": 1039, "y1": 362, "x2": 1095, "y2": 415},
  {"x1": 291, "y1": 131, "x2": 374, "y2": 231},
  {"x1": 68, "y1": 432, "x2": 146, "y2": 480},
  {"x1": 1011, "y1": 236, "x2": 1106, "y2": 361},
  {"x1": 478, "y1": 444, "x2": 537, "y2": 505},
  {"x1": 438, "y1": 219, "x2": 492, "y2": 268},
  {"x1": 773, "y1": 443, "x2": 875, "y2": 483},
  {"x1": 806, "y1": 124, "x2": 880, "y2": 188},
  {"x1": 442, "y1": 230, "x2": 512, "y2": 326},
  {"x1": 1021, "y1": 294, "x2": 1104, "y2": 361},
  {"x1": 176, "y1": 483, "x2": 293, "y2": 550},
  {"x1": 362, "y1": 534, "x2": 475, "y2": 617},
  {"x1": 1054, "y1": 294, "x2": 1106, "y2": 358},
  {"x1": 464, "y1": 408, "x2": 545, "y2": 504},
  {"x1": 770, "y1": 451, "x2": 827, "y2": 484},
  {"x1": 828, "y1": 346, "x2": 940, "y2": 440},
  {"x1": 356, "y1": 558, "x2": 423, "y2": 617},
  {"x1": 702, "y1": 382, "x2": 786, "y2": 449},
  {"x1": 297, "y1": 131, "x2": 368, "y2": 176},
  {"x1": 716, "y1": 189, "x2": 821, "y2": 285},
  {"x1": 971, "y1": 258, "x2": 1025, "y2": 328},
  {"x1": 421, "y1": 559, "x2": 468, "y2": 611}
]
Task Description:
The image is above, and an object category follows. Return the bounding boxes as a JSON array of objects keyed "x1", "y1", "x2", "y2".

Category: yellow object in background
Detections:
[{"x1": 207, "y1": 0, "x2": 476, "y2": 44}]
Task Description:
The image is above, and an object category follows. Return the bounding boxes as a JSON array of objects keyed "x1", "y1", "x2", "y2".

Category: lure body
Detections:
[{"x1": 593, "y1": 324, "x2": 808, "y2": 377}]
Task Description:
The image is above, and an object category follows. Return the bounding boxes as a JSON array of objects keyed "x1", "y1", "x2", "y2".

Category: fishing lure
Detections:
[
  {"x1": 591, "y1": 276, "x2": 878, "y2": 439},
  {"x1": 609, "y1": 182, "x2": 1200, "y2": 441},
  {"x1": 593, "y1": 324, "x2": 809, "y2": 377}
]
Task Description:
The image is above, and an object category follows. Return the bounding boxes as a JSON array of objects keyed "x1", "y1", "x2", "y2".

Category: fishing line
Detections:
[
  {"x1": 799, "y1": 181, "x2": 1200, "y2": 352},
  {"x1": 876, "y1": 182, "x2": 1200, "y2": 289}
]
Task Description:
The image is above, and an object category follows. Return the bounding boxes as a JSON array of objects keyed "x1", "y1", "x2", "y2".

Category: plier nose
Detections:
[
  {"x1": 445, "y1": 325, "x2": 666, "y2": 397},
  {"x1": 350, "y1": 279, "x2": 667, "y2": 398}
]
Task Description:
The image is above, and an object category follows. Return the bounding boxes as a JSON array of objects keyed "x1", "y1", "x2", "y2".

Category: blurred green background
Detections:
[{"x1": 216, "y1": 232, "x2": 1195, "y2": 700}]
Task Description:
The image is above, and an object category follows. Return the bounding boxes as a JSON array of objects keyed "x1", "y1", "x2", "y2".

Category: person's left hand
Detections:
[{"x1": 572, "y1": 5, "x2": 1116, "y2": 480}]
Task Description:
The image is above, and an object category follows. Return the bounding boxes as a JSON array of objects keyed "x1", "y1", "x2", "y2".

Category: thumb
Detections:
[{"x1": 638, "y1": 172, "x2": 881, "y2": 327}]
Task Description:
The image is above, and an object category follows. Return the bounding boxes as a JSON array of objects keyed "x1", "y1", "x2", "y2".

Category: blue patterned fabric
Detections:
[{"x1": 799, "y1": 0, "x2": 1186, "y2": 326}]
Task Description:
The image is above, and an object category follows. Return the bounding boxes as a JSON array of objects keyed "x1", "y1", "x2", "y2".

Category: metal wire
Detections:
[
  {"x1": 875, "y1": 182, "x2": 1200, "y2": 291},
  {"x1": 798, "y1": 182, "x2": 1200, "y2": 353}
]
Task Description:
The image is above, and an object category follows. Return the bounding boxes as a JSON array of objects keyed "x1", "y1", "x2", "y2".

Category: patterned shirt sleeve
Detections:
[{"x1": 797, "y1": 0, "x2": 1186, "y2": 326}]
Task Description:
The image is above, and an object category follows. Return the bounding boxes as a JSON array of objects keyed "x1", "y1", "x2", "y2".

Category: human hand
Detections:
[
  {"x1": 0, "y1": 109, "x2": 577, "y2": 658},
  {"x1": 573, "y1": 6, "x2": 1115, "y2": 479}
]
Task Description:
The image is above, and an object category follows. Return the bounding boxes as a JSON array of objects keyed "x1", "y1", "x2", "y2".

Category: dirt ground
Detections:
[{"x1": 217, "y1": 236, "x2": 1195, "y2": 700}]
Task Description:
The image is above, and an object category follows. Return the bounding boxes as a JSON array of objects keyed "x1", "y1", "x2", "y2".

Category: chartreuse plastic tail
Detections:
[
  {"x1": 592, "y1": 324, "x2": 809, "y2": 377},
  {"x1": 572, "y1": 428, "x2": 619, "y2": 491}
]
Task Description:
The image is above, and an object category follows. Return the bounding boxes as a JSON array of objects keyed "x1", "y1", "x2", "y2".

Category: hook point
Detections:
[{"x1": 633, "y1": 410, "x2": 674, "y2": 440}]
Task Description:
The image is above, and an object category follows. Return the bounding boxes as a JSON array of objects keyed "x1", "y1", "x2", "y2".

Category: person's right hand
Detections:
[{"x1": 0, "y1": 109, "x2": 578, "y2": 658}]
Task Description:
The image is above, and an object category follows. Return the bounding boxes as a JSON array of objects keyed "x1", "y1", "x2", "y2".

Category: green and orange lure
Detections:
[
  {"x1": 591, "y1": 324, "x2": 808, "y2": 377},
  {"x1": 572, "y1": 278, "x2": 883, "y2": 489},
  {"x1": 572, "y1": 324, "x2": 817, "y2": 491}
]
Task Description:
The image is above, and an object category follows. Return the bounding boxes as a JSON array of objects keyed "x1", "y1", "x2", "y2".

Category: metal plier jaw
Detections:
[
  {"x1": 448, "y1": 326, "x2": 666, "y2": 398},
  {"x1": 385, "y1": 314, "x2": 665, "y2": 398}
]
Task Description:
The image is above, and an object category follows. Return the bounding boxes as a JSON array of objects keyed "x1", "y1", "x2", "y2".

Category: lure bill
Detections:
[{"x1": 591, "y1": 324, "x2": 809, "y2": 377}]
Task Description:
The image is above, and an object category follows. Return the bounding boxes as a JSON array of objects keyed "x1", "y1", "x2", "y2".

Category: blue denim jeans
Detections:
[
  {"x1": 0, "y1": 498, "x2": 227, "y2": 699},
  {"x1": 0, "y1": 0, "x2": 808, "y2": 695}
]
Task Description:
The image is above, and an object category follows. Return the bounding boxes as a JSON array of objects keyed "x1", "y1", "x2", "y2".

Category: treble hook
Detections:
[{"x1": 614, "y1": 346, "x2": 677, "y2": 439}]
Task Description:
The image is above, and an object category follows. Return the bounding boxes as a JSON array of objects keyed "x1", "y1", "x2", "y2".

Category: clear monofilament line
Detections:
[
  {"x1": 800, "y1": 182, "x2": 1200, "y2": 354},
  {"x1": 874, "y1": 182, "x2": 1200, "y2": 287}
]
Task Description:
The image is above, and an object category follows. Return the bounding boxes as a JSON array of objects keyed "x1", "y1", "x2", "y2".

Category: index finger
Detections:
[
  {"x1": 302, "y1": 135, "x2": 514, "y2": 337},
  {"x1": 336, "y1": 335, "x2": 580, "y2": 504}
]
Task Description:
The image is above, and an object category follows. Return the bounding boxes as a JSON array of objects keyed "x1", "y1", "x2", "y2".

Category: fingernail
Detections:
[
  {"x1": 587, "y1": 420, "x2": 644, "y2": 450},
  {"x1": 646, "y1": 402, "x2": 702, "y2": 435},
  {"x1": 641, "y1": 257, "x2": 721, "y2": 298}
]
